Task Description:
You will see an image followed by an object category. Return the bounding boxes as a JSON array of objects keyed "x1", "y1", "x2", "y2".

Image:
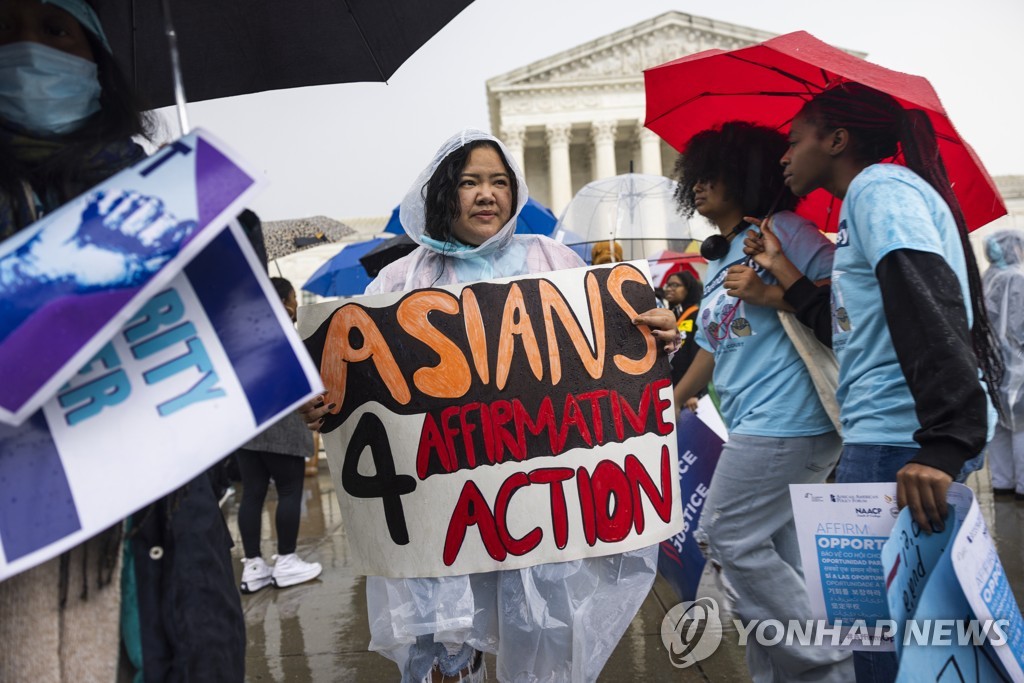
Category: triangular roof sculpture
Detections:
[
  {"x1": 484, "y1": 11, "x2": 867, "y2": 214},
  {"x1": 486, "y1": 11, "x2": 864, "y2": 133}
]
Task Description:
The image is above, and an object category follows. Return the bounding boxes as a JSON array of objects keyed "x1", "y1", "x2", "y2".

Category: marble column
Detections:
[
  {"x1": 638, "y1": 123, "x2": 664, "y2": 177},
  {"x1": 546, "y1": 122, "x2": 573, "y2": 214},
  {"x1": 500, "y1": 124, "x2": 526, "y2": 175},
  {"x1": 591, "y1": 120, "x2": 618, "y2": 180}
]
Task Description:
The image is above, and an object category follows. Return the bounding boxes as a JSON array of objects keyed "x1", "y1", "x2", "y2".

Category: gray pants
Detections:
[{"x1": 696, "y1": 431, "x2": 854, "y2": 683}]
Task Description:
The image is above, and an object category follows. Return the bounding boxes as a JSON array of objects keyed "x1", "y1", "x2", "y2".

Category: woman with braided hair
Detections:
[{"x1": 739, "y1": 82, "x2": 1003, "y2": 683}]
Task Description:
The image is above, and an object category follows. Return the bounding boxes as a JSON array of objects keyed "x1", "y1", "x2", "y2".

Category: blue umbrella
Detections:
[
  {"x1": 382, "y1": 197, "x2": 558, "y2": 237},
  {"x1": 303, "y1": 236, "x2": 392, "y2": 297},
  {"x1": 515, "y1": 197, "x2": 558, "y2": 236}
]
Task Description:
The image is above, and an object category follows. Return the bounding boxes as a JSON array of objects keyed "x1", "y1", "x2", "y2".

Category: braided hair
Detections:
[{"x1": 799, "y1": 82, "x2": 1005, "y2": 414}]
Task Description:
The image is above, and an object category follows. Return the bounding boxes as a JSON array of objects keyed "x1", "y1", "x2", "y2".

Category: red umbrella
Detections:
[
  {"x1": 647, "y1": 250, "x2": 705, "y2": 288},
  {"x1": 643, "y1": 30, "x2": 1006, "y2": 232}
]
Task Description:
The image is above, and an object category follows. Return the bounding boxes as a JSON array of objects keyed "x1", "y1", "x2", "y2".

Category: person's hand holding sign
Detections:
[
  {"x1": 299, "y1": 393, "x2": 333, "y2": 432},
  {"x1": 633, "y1": 307, "x2": 682, "y2": 353}
]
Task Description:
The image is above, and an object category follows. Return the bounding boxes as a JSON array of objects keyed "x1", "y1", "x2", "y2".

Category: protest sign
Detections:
[
  {"x1": 0, "y1": 130, "x2": 263, "y2": 426},
  {"x1": 300, "y1": 261, "x2": 682, "y2": 578},
  {"x1": 793, "y1": 481, "x2": 1024, "y2": 673},
  {"x1": 658, "y1": 396, "x2": 725, "y2": 602},
  {"x1": 882, "y1": 483, "x2": 1022, "y2": 682},
  {"x1": 790, "y1": 482, "x2": 900, "y2": 650},
  {"x1": 0, "y1": 224, "x2": 323, "y2": 582}
]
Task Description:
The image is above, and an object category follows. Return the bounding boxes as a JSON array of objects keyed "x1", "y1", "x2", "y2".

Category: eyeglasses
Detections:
[{"x1": 663, "y1": 282, "x2": 684, "y2": 289}]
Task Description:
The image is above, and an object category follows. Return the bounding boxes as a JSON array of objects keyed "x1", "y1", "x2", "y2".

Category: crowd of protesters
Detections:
[{"x1": 1, "y1": 1, "x2": 1019, "y2": 682}]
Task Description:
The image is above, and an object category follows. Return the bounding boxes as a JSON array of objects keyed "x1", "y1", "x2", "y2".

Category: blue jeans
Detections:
[
  {"x1": 837, "y1": 443, "x2": 979, "y2": 484},
  {"x1": 834, "y1": 444, "x2": 917, "y2": 683},
  {"x1": 835, "y1": 444, "x2": 917, "y2": 486},
  {"x1": 697, "y1": 432, "x2": 853, "y2": 682}
]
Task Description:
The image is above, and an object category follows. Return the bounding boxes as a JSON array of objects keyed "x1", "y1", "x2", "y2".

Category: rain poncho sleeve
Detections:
[
  {"x1": 361, "y1": 130, "x2": 659, "y2": 683},
  {"x1": 984, "y1": 229, "x2": 1024, "y2": 430}
]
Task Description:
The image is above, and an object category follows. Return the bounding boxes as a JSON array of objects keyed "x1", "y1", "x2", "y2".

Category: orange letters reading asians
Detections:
[{"x1": 317, "y1": 264, "x2": 656, "y2": 418}]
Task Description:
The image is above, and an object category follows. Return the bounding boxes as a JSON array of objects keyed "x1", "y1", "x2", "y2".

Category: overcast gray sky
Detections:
[{"x1": 156, "y1": 0, "x2": 1024, "y2": 222}]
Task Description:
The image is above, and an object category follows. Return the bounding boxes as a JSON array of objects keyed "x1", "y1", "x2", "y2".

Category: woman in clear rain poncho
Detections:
[
  {"x1": 982, "y1": 229, "x2": 1024, "y2": 497},
  {"x1": 309, "y1": 130, "x2": 673, "y2": 683}
]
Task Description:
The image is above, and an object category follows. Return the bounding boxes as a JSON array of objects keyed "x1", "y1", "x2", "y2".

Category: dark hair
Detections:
[
  {"x1": 667, "y1": 271, "x2": 703, "y2": 309},
  {"x1": 270, "y1": 276, "x2": 294, "y2": 301},
  {"x1": 84, "y1": 33, "x2": 155, "y2": 141},
  {"x1": 798, "y1": 82, "x2": 1004, "y2": 412},
  {"x1": 672, "y1": 121, "x2": 799, "y2": 219},
  {"x1": 423, "y1": 140, "x2": 518, "y2": 242}
]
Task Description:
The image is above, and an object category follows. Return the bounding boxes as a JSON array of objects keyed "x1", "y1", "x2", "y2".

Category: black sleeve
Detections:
[
  {"x1": 781, "y1": 276, "x2": 833, "y2": 347},
  {"x1": 876, "y1": 249, "x2": 987, "y2": 477}
]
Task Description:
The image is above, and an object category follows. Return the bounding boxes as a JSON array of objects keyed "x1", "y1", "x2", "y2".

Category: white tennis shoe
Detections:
[
  {"x1": 271, "y1": 553, "x2": 322, "y2": 588},
  {"x1": 240, "y1": 556, "x2": 273, "y2": 594}
]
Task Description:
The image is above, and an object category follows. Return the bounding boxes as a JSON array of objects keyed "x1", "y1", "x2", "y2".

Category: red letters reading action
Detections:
[{"x1": 442, "y1": 446, "x2": 674, "y2": 566}]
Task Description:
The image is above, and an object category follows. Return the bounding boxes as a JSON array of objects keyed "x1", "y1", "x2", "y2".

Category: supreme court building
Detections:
[
  {"x1": 486, "y1": 12, "x2": 784, "y2": 215},
  {"x1": 485, "y1": 11, "x2": 1024, "y2": 234}
]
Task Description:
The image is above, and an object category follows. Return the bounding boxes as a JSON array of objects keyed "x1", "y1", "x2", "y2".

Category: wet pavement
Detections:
[{"x1": 225, "y1": 461, "x2": 1024, "y2": 682}]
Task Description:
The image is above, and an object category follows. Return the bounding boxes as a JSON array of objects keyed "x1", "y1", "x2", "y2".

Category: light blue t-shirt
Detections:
[
  {"x1": 695, "y1": 210, "x2": 835, "y2": 436},
  {"x1": 831, "y1": 163, "x2": 982, "y2": 447}
]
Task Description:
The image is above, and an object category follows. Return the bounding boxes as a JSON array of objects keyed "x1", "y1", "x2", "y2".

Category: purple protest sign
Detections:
[
  {"x1": 658, "y1": 400, "x2": 724, "y2": 602},
  {"x1": 0, "y1": 130, "x2": 264, "y2": 426},
  {"x1": 0, "y1": 223, "x2": 323, "y2": 581}
]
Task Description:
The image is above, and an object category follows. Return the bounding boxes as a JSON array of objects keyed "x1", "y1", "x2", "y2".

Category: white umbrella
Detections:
[{"x1": 554, "y1": 173, "x2": 716, "y2": 263}]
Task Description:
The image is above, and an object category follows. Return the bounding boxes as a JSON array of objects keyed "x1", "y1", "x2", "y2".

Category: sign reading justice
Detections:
[{"x1": 300, "y1": 262, "x2": 683, "y2": 577}]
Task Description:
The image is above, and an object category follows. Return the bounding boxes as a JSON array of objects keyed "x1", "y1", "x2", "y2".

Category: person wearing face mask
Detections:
[
  {"x1": 0, "y1": 0, "x2": 151, "y2": 238},
  {"x1": 301, "y1": 129, "x2": 680, "y2": 683},
  {"x1": 0, "y1": 2, "x2": 247, "y2": 681}
]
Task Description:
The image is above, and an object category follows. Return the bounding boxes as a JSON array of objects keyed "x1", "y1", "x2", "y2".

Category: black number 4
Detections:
[{"x1": 341, "y1": 412, "x2": 417, "y2": 545}]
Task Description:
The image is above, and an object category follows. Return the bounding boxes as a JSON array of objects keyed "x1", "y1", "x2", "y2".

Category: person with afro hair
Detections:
[{"x1": 671, "y1": 121, "x2": 851, "y2": 682}]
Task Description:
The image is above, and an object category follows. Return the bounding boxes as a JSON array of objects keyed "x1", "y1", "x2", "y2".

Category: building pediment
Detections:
[
  {"x1": 485, "y1": 11, "x2": 870, "y2": 214},
  {"x1": 487, "y1": 12, "x2": 780, "y2": 91}
]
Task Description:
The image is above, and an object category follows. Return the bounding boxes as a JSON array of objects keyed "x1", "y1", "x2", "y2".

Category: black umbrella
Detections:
[
  {"x1": 359, "y1": 234, "x2": 418, "y2": 277},
  {"x1": 93, "y1": 0, "x2": 475, "y2": 108}
]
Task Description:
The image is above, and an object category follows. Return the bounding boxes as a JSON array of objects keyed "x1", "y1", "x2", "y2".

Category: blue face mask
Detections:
[{"x1": 0, "y1": 42, "x2": 101, "y2": 135}]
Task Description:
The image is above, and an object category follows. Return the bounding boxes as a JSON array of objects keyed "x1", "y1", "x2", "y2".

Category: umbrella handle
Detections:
[{"x1": 160, "y1": 0, "x2": 191, "y2": 135}]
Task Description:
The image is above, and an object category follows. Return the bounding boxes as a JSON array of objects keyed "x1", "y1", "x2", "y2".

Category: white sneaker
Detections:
[
  {"x1": 271, "y1": 553, "x2": 322, "y2": 588},
  {"x1": 240, "y1": 556, "x2": 272, "y2": 594},
  {"x1": 218, "y1": 485, "x2": 236, "y2": 508}
]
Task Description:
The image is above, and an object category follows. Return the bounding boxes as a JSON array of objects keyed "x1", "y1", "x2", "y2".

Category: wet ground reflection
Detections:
[{"x1": 226, "y1": 462, "x2": 1023, "y2": 682}]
